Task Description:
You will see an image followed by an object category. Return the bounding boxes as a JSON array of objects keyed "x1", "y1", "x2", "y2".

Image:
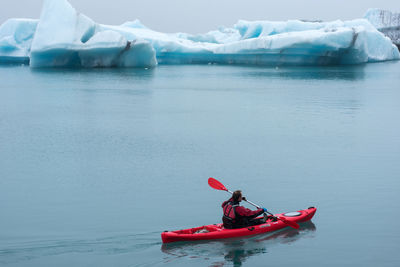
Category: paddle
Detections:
[{"x1": 208, "y1": 177, "x2": 300, "y2": 229}]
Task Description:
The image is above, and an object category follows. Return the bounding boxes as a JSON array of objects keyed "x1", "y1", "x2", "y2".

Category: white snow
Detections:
[{"x1": 0, "y1": 0, "x2": 398, "y2": 67}]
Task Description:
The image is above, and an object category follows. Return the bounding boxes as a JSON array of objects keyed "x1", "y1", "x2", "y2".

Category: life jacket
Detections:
[
  {"x1": 222, "y1": 200, "x2": 265, "y2": 229},
  {"x1": 222, "y1": 201, "x2": 238, "y2": 223}
]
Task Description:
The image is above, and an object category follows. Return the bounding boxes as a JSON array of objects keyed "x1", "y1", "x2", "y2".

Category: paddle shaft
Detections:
[
  {"x1": 225, "y1": 189, "x2": 284, "y2": 218},
  {"x1": 224, "y1": 189, "x2": 266, "y2": 212}
]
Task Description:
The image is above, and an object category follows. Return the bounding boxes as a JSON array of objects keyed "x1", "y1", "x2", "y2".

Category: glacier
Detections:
[{"x1": 0, "y1": 0, "x2": 399, "y2": 68}]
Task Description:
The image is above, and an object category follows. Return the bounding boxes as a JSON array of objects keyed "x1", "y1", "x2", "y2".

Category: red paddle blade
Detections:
[
  {"x1": 278, "y1": 217, "x2": 300, "y2": 229},
  {"x1": 208, "y1": 177, "x2": 227, "y2": 191}
]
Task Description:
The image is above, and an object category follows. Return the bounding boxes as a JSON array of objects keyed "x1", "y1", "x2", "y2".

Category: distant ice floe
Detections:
[
  {"x1": 364, "y1": 9, "x2": 400, "y2": 47},
  {"x1": 0, "y1": 0, "x2": 399, "y2": 68}
]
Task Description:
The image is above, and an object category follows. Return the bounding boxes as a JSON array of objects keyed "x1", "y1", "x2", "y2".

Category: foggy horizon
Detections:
[{"x1": 1, "y1": 0, "x2": 400, "y2": 33}]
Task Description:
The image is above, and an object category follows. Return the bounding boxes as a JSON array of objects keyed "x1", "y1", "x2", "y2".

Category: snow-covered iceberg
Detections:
[{"x1": 0, "y1": 0, "x2": 398, "y2": 67}]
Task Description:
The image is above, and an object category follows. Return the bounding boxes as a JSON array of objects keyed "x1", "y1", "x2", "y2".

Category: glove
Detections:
[
  {"x1": 262, "y1": 207, "x2": 268, "y2": 212},
  {"x1": 242, "y1": 197, "x2": 246, "y2": 201}
]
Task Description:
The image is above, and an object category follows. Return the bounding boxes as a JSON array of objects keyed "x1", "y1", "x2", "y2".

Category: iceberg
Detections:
[
  {"x1": 29, "y1": 0, "x2": 156, "y2": 68},
  {"x1": 0, "y1": 0, "x2": 398, "y2": 67},
  {"x1": 102, "y1": 18, "x2": 399, "y2": 65},
  {"x1": 364, "y1": 9, "x2": 400, "y2": 48},
  {"x1": 364, "y1": 9, "x2": 400, "y2": 28},
  {"x1": 0, "y1": 18, "x2": 37, "y2": 64}
]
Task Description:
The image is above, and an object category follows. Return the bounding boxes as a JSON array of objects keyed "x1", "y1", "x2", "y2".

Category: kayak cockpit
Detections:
[{"x1": 173, "y1": 224, "x2": 223, "y2": 235}]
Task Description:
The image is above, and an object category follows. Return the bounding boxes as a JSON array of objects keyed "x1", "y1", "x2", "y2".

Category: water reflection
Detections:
[
  {"x1": 161, "y1": 221, "x2": 316, "y2": 266},
  {"x1": 27, "y1": 67, "x2": 156, "y2": 96},
  {"x1": 233, "y1": 65, "x2": 367, "y2": 81},
  {"x1": 29, "y1": 66, "x2": 155, "y2": 78}
]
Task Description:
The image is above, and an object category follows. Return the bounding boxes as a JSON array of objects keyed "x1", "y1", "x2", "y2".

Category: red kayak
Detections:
[{"x1": 162, "y1": 206, "x2": 316, "y2": 243}]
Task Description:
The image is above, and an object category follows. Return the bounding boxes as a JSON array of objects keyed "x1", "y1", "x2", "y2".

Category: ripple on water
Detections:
[{"x1": 0, "y1": 231, "x2": 162, "y2": 266}]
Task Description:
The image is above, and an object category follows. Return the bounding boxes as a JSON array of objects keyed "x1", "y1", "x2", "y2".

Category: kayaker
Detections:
[{"x1": 222, "y1": 190, "x2": 267, "y2": 229}]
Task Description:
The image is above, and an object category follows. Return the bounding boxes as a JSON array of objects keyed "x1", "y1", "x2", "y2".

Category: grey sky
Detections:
[{"x1": 1, "y1": 0, "x2": 399, "y2": 33}]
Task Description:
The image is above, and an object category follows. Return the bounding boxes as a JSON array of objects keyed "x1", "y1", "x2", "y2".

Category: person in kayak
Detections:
[{"x1": 222, "y1": 190, "x2": 267, "y2": 229}]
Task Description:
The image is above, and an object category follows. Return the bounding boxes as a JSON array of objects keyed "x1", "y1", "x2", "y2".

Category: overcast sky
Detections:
[{"x1": 1, "y1": 0, "x2": 399, "y2": 33}]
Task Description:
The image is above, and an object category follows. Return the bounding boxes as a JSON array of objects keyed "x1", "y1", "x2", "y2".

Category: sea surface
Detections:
[{"x1": 1, "y1": 62, "x2": 400, "y2": 267}]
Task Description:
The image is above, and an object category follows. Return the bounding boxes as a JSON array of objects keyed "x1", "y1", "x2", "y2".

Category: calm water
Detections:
[{"x1": 1, "y1": 62, "x2": 400, "y2": 266}]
